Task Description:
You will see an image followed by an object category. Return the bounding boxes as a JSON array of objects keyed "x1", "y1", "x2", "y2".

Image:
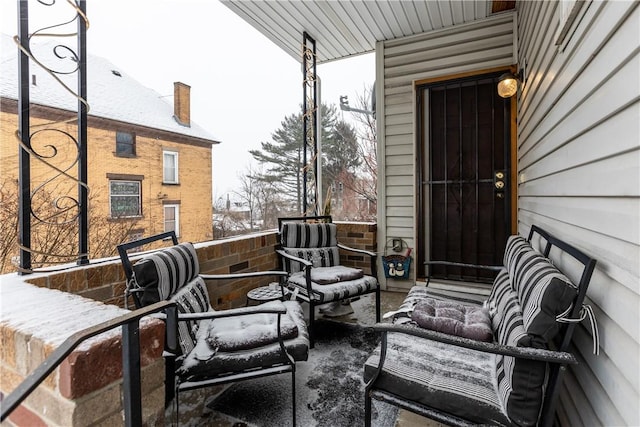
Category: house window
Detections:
[
  {"x1": 163, "y1": 151, "x2": 179, "y2": 184},
  {"x1": 164, "y1": 204, "x2": 180, "y2": 236},
  {"x1": 110, "y1": 180, "x2": 141, "y2": 218},
  {"x1": 116, "y1": 131, "x2": 135, "y2": 156}
]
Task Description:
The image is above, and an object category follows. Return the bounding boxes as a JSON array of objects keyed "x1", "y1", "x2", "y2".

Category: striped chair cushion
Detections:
[
  {"x1": 132, "y1": 242, "x2": 200, "y2": 306},
  {"x1": 364, "y1": 332, "x2": 510, "y2": 426},
  {"x1": 282, "y1": 247, "x2": 340, "y2": 273},
  {"x1": 170, "y1": 276, "x2": 213, "y2": 355},
  {"x1": 280, "y1": 222, "x2": 338, "y2": 248},
  {"x1": 287, "y1": 272, "x2": 378, "y2": 302},
  {"x1": 178, "y1": 301, "x2": 309, "y2": 380}
]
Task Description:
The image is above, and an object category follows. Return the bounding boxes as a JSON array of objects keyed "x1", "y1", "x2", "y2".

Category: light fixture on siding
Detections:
[{"x1": 497, "y1": 69, "x2": 524, "y2": 98}]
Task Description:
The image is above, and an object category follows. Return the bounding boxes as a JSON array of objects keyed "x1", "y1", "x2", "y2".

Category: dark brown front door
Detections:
[{"x1": 417, "y1": 72, "x2": 512, "y2": 283}]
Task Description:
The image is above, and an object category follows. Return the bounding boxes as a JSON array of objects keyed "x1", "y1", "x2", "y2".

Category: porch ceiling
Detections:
[{"x1": 221, "y1": 1, "x2": 515, "y2": 64}]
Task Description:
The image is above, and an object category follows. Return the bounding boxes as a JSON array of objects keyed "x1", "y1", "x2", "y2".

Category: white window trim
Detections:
[
  {"x1": 163, "y1": 150, "x2": 179, "y2": 184},
  {"x1": 164, "y1": 204, "x2": 180, "y2": 237}
]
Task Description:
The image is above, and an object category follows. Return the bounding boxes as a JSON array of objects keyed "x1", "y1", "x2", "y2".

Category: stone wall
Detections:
[{"x1": 0, "y1": 281, "x2": 165, "y2": 426}]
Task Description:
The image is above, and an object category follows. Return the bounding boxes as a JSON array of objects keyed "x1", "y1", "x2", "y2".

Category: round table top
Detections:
[{"x1": 246, "y1": 285, "x2": 289, "y2": 302}]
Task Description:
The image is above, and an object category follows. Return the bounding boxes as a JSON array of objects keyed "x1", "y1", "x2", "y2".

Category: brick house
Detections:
[{"x1": 0, "y1": 35, "x2": 220, "y2": 264}]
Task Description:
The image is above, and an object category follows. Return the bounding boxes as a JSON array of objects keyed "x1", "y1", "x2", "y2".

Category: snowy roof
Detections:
[{"x1": 0, "y1": 34, "x2": 219, "y2": 144}]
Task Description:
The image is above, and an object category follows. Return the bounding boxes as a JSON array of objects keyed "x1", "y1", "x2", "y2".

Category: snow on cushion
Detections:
[
  {"x1": 410, "y1": 298, "x2": 493, "y2": 342},
  {"x1": 280, "y1": 222, "x2": 338, "y2": 248},
  {"x1": 205, "y1": 300, "x2": 299, "y2": 351},
  {"x1": 287, "y1": 271, "x2": 378, "y2": 302},
  {"x1": 282, "y1": 247, "x2": 340, "y2": 273},
  {"x1": 310, "y1": 265, "x2": 364, "y2": 284},
  {"x1": 131, "y1": 242, "x2": 199, "y2": 306},
  {"x1": 177, "y1": 301, "x2": 309, "y2": 380},
  {"x1": 364, "y1": 332, "x2": 510, "y2": 426},
  {"x1": 170, "y1": 276, "x2": 214, "y2": 355}
]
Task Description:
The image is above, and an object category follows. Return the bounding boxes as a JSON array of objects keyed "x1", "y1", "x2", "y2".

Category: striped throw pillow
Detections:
[
  {"x1": 280, "y1": 222, "x2": 338, "y2": 248},
  {"x1": 132, "y1": 243, "x2": 200, "y2": 306}
]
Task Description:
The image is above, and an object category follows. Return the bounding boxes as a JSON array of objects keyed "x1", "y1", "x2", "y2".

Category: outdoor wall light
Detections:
[{"x1": 497, "y1": 70, "x2": 524, "y2": 98}]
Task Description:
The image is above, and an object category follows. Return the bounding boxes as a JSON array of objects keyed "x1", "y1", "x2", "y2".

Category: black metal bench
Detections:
[{"x1": 364, "y1": 225, "x2": 598, "y2": 427}]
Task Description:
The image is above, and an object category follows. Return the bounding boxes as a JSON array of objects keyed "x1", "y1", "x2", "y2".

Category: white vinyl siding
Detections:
[
  {"x1": 516, "y1": 1, "x2": 639, "y2": 426},
  {"x1": 378, "y1": 12, "x2": 515, "y2": 289}
]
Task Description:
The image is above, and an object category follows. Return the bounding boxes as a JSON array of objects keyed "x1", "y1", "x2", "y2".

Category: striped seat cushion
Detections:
[
  {"x1": 280, "y1": 222, "x2": 338, "y2": 248},
  {"x1": 287, "y1": 271, "x2": 378, "y2": 302},
  {"x1": 170, "y1": 276, "x2": 214, "y2": 354},
  {"x1": 178, "y1": 301, "x2": 309, "y2": 380},
  {"x1": 364, "y1": 332, "x2": 510, "y2": 426},
  {"x1": 132, "y1": 242, "x2": 200, "y2": 306}
]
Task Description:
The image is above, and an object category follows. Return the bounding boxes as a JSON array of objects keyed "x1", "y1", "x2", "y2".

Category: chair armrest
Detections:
[
  {"x1": 200, "y1": 270, "x2": 289, "y2": 281},
  {"x1": 371, "y1": 323, "x2": 577, "y2": 365},
  {"x1": 275, "y1": 249, "x2": 312, "y2": 268},
  {"x1": 337, "y1": 243, "x2": 376, "y2": 258},
  {"x1": 424, "y1": 260, "x2": 503, "y2": 271},
  {"x1": 158, "y1": 301, "x2": 288, "y2": 322}
]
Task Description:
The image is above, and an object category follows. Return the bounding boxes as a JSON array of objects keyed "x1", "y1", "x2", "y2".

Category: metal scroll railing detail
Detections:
[
  {"x1": 302, "y1": 32, "x2": 318, "y2": 216},
  {"x1": 16, "y1": 0, "x2": 89, "y2": 273}
]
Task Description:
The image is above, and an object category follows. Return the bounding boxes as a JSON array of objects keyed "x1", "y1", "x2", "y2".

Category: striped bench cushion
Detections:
[
  {"x1": 489, "y1": 268, "x2": 547, "y2": 427},
  {"x1": 132, "y1": 242, "x2": 200, "y2": 306},
  {"x1": 364, "y1": 332, "x2": 510, "y2": 426},
  {"x1": 509, "y1": 247, "x2": 577, "y2": 346},
  {"x1": 280, "y1": 222, "x2": 338, "y2": 248}
]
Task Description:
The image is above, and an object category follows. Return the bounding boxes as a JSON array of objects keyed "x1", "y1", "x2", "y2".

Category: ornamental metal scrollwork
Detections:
[
  {"x1": 302, "y1": 32, "x2": 318, "y2": 216},
  {"x1": 15, "y1": 0, "x2": 89, "y2": 272}
]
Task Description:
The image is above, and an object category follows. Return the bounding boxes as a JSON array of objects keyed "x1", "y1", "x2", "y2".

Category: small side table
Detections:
[{"x1": 246, "y1": 285, "x2": 290, "y2": 306}]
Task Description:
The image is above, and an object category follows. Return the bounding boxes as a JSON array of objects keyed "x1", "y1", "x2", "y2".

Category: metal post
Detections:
[
  {"x1": 77, "y1": 0, "x2": 89, "y2": 265},
  {"x1": 17, "y1": 0, "x2": 31, "y2": 274},
  {"x1": 301, "y1": 32, "x2": 318, "y2": 215},
  {"x1": 122, "y1": 322, "x2": 142, "y2": 427}
]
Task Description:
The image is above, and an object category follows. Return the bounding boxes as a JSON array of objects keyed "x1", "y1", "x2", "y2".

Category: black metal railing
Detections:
[{"x1": 0, "y1": 301, "x2": 177, "y2": 426}]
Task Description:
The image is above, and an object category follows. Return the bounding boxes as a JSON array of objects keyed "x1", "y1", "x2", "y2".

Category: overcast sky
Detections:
[{"x1": 0, "y1": 0, "x2": 374, "y2": 200}]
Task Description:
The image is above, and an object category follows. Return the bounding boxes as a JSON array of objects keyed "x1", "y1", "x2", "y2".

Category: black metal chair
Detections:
[
  {"x1": 117, "y1": 232, "x2": 309, "y2": 426},
  {"x1": 275, "y1": 216, "x2": 380, "y2": 347}
]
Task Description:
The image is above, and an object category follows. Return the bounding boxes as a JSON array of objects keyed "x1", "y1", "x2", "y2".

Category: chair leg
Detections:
[
  {"x1": 291, "y1": 368, "x2": 297, "y2": 427},
  {"x1": 375, "y1": 288, "x2": 381, "y2": 323},
  {"x1": 308, "y1": 301, "x2": 316, "y2": 348},
  {"x1": 364, "y1": 389, "x2": 372, "y2": 427}
]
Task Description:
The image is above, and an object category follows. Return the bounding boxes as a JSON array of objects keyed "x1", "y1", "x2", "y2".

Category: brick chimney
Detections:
[{"x1": 173, "y1": 81, "x2": 191, "y2": 127}]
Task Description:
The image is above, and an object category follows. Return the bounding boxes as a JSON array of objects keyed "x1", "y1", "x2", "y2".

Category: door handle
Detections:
[{"x1": 494, "y1": 170, "x2": 507, "y2": 198}]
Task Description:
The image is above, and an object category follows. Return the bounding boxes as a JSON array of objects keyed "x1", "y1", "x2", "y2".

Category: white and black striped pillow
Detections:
[
  {"x1": 508, "y1": 246, "x2": 577, "y2": 347},
  {"x1": 280, "y1": 223, "x2": 338, "y2": 248},
  {"x1": 132, "y1": 243, "x2": 200, "y2": 306},
  {"x1": 169, "y1": 276, "x2": 213, "y2": 355},
  {"x1": 282, "y1": 247, "x2": 341, "y2": 273}
]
